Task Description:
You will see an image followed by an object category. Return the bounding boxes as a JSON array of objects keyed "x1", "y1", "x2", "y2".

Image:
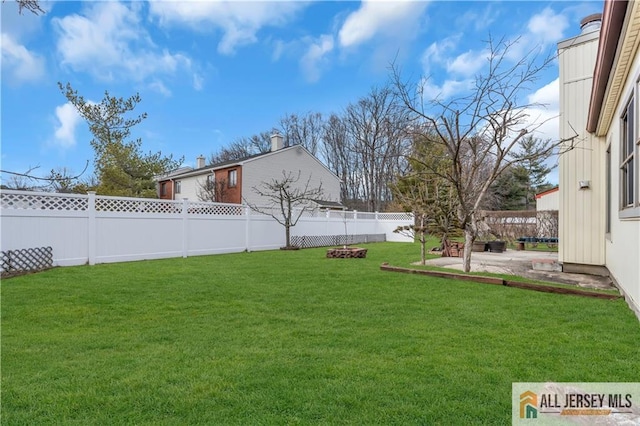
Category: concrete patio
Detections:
[{"x1": 421, "y1": 250, "x2": 615, "y2": 290}]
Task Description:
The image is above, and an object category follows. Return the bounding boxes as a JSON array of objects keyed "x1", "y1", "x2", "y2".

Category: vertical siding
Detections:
[
  {"x1": 558, "y1": 34, "x2": 606, "y2": 266},
  {"x1": 604, "y1": 42, "x2": 640, "y2": 313},
  {"x1": 241, "y1": 147, "x2": 342, "y2": 207}
]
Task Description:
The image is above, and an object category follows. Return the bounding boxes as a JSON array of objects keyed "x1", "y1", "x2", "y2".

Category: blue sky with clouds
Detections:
[{"x1": 1, "y1": 0, "x2": 603, "y2": 185}]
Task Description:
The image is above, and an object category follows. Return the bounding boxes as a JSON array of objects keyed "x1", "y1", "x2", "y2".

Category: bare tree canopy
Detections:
[
  {"x1": 3, "y1": 0, "x2": 45, "y2": 15},
  {"x1": 279, "y1": 112, "x2": 325, "y2": 156},
  {"x1": 208, "y1": 132, "x2": 272, "y2": 164},
  {"x1": 197, "y1": 175, "x2": 229, "y2": 203},
  {"x1": 392, "y1": 36, "x2": 558, "y2": 272},
  {"x1": 1, "y1": 163, "x2": 90, "y2": 192},
  {"x1": 245, "y1": 171, "x2": 324, "y2": 248}
]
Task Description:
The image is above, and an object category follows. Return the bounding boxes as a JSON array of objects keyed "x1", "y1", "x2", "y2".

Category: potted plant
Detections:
[{"x1": 487, "y1": 240, "x2": 507, "y2": 253}]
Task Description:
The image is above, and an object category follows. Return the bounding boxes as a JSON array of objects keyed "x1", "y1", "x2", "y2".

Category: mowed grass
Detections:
[{"x1": 2, "y1": 242, "x2": 639, "y2": 425}]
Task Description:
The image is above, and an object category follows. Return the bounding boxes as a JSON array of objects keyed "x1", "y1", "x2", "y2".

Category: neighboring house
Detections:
[
  {"x1": 535, "y1": 187, "x2": 559, "y2": 212},
  {"x1": 558, "y1": 4, "x2": 640, "y2": 318},
  {"x1": 535, "y1": 187, "x2": 559, "y2": 239},
  {"x1": 157, "y1": 134, "x2": 342, "y2": 207}
]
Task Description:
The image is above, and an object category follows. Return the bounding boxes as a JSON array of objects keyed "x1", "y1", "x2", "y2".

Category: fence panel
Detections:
[{"x1": 1, "y1": 190, "x2": 414, "y2": 267}]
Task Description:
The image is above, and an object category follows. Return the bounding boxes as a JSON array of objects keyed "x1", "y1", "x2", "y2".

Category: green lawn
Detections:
[{"x1": 2, "y1": 242, "x2": 639, "y2": 424}]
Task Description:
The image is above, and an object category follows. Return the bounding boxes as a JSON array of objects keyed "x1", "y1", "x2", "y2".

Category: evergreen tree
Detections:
[
  {"x1": 59, "y1": 82, "x2": 182, "y2": 198},
  {"x1": 513, "y1": 135, "x2": 554, "y2": 209}
]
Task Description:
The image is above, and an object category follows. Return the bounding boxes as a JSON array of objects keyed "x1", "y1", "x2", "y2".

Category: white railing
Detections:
[{"x1": 1, "y1": 190, "x2": 413, "y2": 267}]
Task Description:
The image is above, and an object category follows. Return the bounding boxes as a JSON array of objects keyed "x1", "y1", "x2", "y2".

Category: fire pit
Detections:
[{"x1": 326, "y1": 247, "x2": 368, "y2": 258}]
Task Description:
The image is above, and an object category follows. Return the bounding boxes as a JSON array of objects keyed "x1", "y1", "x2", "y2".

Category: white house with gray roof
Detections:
[{"x1": 157, "y1": 134, "x2": 342, "y2": 208}]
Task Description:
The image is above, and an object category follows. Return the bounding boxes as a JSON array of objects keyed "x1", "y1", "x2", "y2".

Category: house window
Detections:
[
  {"x1": 621, "y1": 96, "x2": 634, "y2": 207},
  {"x1": 228, "y1": 170, "x2": 237, "y2": 188},
  {"x1": 160, "y1": 182, "x2": 167, "y2": 197},
  {"x1": 175, "y1": 180, "x2": 182, "y2": 194},
  {"x1": 206, "y1": 174, "x2": 214, "y2": 189}
]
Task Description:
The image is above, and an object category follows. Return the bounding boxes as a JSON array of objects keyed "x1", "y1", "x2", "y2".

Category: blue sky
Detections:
[{"x1": 1, "y1": 0, "x2": 603, "y2": 186}]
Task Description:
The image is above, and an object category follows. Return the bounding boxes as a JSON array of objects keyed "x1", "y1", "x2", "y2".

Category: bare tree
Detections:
[
  {"x1": 322, "y1": 114, "x2": 356, "y2": 205},
  {"x1": 245, "y1": 171, "x2": 324, "y2": 249},
  {"x1": 209, "y1": 132, "x2": 272, "y2": 164},
  {"x1": 2, "y1": 0, "x2": 45, "y2": 15},
  {"x1": 342, "y1": 85, "x2": 411, "y2": 211},
  {"x1": 392, "y1": 36, "x2": 558, "y2": 272},
  {"x1": 279, "y1": 112, "x2": 325, "y2": 156},
  {"x1": 1, "y1": 162, "x2": 89, "y2": 192},
  {"x1": 197, "y1": 175, "x2": 229, "y2": 203},
  {"x1": 2, "y1": 166, "x2": 41, "y2": 191}
]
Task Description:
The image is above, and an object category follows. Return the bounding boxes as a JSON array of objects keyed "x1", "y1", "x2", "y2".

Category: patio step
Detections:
[{"x1": 532, "y1": 258, "x2": 562, "y2": 272}]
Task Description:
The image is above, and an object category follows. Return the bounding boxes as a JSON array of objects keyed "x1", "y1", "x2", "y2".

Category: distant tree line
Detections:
[{"x1": 204, "y1": 86, "x2": 412, "y2": 211}]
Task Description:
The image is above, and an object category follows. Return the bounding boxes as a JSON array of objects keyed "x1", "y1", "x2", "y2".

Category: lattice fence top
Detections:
[
  {"x1": 1, "y1": 190, "x2": 415, "y2": 220},
  {"x1": 1, "y1": 190, "x2": 88, "y2": 211},
  {"x1": 95, "y1": 196, "x2": 181, "y2": 214},
  {"x1": 297, "y1": 209, "x2": 324, "y2": 218},
  {"x1": 357, "y1": 212, "x2": 377, "y2": 220},
  {"x1": 328, "y1": 210, "x2": 354, "y2": 219},
  {"x1": 187, "y1": 201, "x2": 244, "y2": 216},
  {"x1": 377, "y1": 212, "x2": 413, "y2": 221}
]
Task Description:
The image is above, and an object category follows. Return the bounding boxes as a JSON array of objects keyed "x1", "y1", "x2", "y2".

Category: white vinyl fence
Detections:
[{"x1": 0, "y1": 190, "x2": 413, "y2": 268}]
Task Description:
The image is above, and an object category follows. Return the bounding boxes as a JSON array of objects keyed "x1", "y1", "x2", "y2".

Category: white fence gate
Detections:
[{"x1": 0, "y1": 190, "x2": 413, "y2": 268}]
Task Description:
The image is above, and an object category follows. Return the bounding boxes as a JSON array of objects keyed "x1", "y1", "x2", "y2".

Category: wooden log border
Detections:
[{"x1": 380, "y1": 263, "x2": 622, "y2": 300}]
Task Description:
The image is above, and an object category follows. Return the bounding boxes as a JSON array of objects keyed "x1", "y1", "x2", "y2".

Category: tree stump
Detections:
[{"x1": 326, "y1": 247, "x2": 368, "y2": 258}]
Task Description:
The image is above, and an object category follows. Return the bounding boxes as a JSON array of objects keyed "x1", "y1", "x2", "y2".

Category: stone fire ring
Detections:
[{"x1": 326, "y1": 247, "x2": 368, "y2": 258}]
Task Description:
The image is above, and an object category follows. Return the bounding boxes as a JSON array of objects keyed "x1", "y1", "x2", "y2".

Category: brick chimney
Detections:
[
  {"x1": 196, "y1": 155, "x2": 205, "y2": 168},
  {"x1": 271, "y1": 133, "x2": 284, "y2": 152}
]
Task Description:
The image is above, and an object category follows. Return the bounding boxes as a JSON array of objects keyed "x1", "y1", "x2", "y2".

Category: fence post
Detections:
[
  {"x1": 353, "y1": 210, "x2": 358, "y2": 245},
  {"x1": 245, "y1": 205, "x2": 251, "y2": 252},
  {"x1": 375, "y1": 211, "x2": 379, "y2": 236},
  {"x1": 182, "y1": 198, "x2": 188, "y2": 258},
  {"x1": 87, "y1": 191, "x2": 96, "y2": 265}
]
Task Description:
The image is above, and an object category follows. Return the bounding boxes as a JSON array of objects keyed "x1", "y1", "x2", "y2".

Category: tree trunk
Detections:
[
  {"x1": 419, "y1": 232, "x2": 426, "y2": 265},
  {"x1": 462, "y1": 228, "x2": 475, "y2": 273},
  {"x1": 285, "y1": 224, "x2": 291, "y2": 248}
]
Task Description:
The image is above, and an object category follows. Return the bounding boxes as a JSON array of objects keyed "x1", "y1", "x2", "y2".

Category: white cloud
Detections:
[
  {"x1": 148, "y1": 80, "x2": 172, "y2": 97},
  {"x1": 53, "y1": 103, "x2": 82, "y2": 149},
  {"x1": 300, "y1": 34, "x2": 334, "y2": 83},
  {"x1": 0, "y1": 32, "x2": 45, "y2": 84},
  {"x1": 338, "y1": 0, "x2": 428, "y2": 48},
  {"x1": 528, "y1": 78, "x2": 559, "y2": 108},
  {"x1": 456, "y1": 4, "x2": 498, "y2": 32},
  {"x1": 422, "y1": 35, "x2": 459, "y2": 75},
  {"x1": 148, "y1": 1, "x2": 307, "y2": 55},
  {"x1": 193, "y1": 73, "x2": 204, "y2": 91},
  {"x1": 525, "y1": 78, "x2": 559, "y2": 140},
  {"x1": 420, "y1": 77, "x2": 474, "y2": 101},
  {"x1": 447, "y1": 49, "x2": 489, "y2": 77},
  {"x1": 528, "y1": 7, "x2": 569, "y2": 46},
  {"x1": 53, "y1": 2, "x2": 193, "y2": 85}
]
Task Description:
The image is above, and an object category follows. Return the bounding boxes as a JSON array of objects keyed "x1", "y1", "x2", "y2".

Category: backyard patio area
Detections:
[{"x1": 2, "y1": 242, "x2": 639, "y2": 424}]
